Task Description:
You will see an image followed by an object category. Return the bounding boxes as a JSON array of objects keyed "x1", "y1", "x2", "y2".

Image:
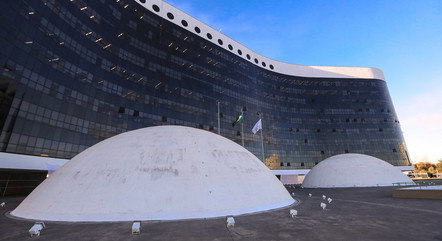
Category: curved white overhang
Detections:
[
  {"x1": 134, "y1": 0, "x2": 386, "y2": 81},
  {"x1": 0, "y1": 152, "x2": 68, "y2": 172}
]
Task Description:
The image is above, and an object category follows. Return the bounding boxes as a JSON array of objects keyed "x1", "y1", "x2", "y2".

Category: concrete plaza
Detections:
[{"x1": 1, "y1": 187, "x2": 441, "y2": 241}]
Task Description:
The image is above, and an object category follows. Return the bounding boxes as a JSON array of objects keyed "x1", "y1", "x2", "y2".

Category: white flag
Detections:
[{"x1": 252, "y1": 119, "x2": 262, "y2": 134}]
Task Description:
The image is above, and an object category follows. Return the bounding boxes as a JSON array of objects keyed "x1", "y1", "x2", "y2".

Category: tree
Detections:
[
  {"x1": 414, "y1": 162, "x2": 436, "y2": 173},
  {"x1": 437, "y1": 159, "x2": 442, "y2": 172},
  {"x1": 428, "y1": 166, "x2": 436, "y2": 174}
]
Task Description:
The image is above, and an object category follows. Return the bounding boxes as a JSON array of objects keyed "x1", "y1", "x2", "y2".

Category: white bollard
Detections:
[
  {"x1": 0, "y1": 202, "x2": 5, "y2": 207},
  {"x1": 308, "y1": 193, "x2": 312, "y2": 198},
  {"x1": 322, "y1": 195, "x2": 326, "y2": 200},
  {"x1": 29, "y1": 222, "x2": 45, "y2": 237},
  {"x1": 226, "y1": 216, "x2": 235, "y2": 228},
  {"x1": 132, "y1": 221, "x2": 140, "y2": 234},
  {"x1": 327, "y1": 197, "x2": 332, "y2": 203},
  {"x1": 290, "y1": 209, "x2": 298, "y2": 218},
  {"x1": 320, "y1": 202, "x2": 327, "y2": 210}
]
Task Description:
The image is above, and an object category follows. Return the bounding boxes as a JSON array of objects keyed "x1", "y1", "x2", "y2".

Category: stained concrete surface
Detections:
[{"x1": 1, "y1": 187, "x2": 441, "y2": 241}]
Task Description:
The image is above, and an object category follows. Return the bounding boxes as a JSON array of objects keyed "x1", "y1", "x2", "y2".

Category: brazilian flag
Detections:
[{"x1": 232, "y1": 114, "x2": 243, "y2": 127}]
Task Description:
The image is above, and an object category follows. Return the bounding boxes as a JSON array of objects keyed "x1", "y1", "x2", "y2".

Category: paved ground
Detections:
[{"x1": 1, "y1": 187, "x2": 441, "y2": 241}]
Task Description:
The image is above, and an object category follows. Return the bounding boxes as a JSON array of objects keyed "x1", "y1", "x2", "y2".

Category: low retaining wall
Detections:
[{"x1": 393, "y1": 189, "x2": 442, "y2": 200}]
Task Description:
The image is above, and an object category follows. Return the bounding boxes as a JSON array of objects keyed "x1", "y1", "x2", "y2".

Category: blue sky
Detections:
[{"x1": 166, "y1": 0, "x2": 442, "y2": 163}]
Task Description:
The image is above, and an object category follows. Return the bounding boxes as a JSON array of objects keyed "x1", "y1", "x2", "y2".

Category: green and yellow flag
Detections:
[{"x1": 232, "y1": 113, "x2": 243, "y2": 127}]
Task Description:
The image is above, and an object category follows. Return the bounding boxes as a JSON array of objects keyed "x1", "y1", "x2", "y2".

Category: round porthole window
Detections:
[
  {"x1": 262, "y1": 62, "x2": 266, "y2": 67},
  {"x1": 270, "y1": 64, "x2": 274, "y2": 70},
  {"x1": 152, "y1": 4, "x2": 160, "y2": 12},
  {"x1": 246, "y1": 54, "x2": 251, "y2": 60},
  {"x1": 207, "y1": 33, "x2": 212, "y2": 39},
  {"x1": 218, "y1": 39, "x2": 223, "y2": 45},
  {"x1": 139, "y1": 0, "x2": 146, "y2": 3},
  {"x1": 237, "y1": 49, "x2": 242, "y2": 55},
  {"x1": 254, "y1": 58, "x2": 258, "y2": 64},
  {"x1": 228, "y1": 44, "x2": 233, "y2": 50},
  {"x1": 167, "y1": 12, "x2": 174, "y2": 20},
  {"x1": 194, "y1": 27, "x2": 201, "y2": 33},
  {"x1": 181, "y1": 20, "x2": 188, "y2": 27}
]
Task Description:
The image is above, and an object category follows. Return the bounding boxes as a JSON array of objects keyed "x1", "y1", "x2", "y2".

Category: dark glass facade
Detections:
[
  {"x1": 0, "y1": 0, "x2": 411, "y2": 169},
  {"x1": 0, "y1": 170, "x2": 47, "y2": 197}
]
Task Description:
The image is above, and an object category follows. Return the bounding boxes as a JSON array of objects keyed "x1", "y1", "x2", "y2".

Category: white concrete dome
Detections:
[
  {"x1": 11, "y1": 126, "x2": 294, "y2": 222},
  {"x1": 302, "y1": 153, "x2": 413, "y2": 188}
]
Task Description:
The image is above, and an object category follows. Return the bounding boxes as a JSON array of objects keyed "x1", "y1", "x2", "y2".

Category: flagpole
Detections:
[
  {"x1": 259, "y1": 112, "x2": 265, "y2": 162},
  {"x1": 217, "y1": 100, "x2": 220, "y2": 135},
  {"x1": 241, "y1": 110, "x2": 244, "y2": 147}
]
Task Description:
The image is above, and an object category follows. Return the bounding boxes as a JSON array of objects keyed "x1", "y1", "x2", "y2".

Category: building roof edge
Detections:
[{"x1": 134, "y1": 0, "x2": 386, "y2": 81}]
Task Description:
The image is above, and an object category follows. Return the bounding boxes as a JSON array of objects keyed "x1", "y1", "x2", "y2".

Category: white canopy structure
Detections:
[
  {"x1": 302, "y1": 153, "x2": 413, "y2": 188},
  {"x1": 11, "y1": 126, "x2": 294, "y2": 222}
]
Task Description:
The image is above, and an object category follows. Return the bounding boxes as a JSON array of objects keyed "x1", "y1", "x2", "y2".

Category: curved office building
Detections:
[{"x1": 0, "y1": 0, "x2": 411, "y2": 171}]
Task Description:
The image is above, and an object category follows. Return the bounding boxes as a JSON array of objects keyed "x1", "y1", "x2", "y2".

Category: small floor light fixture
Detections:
[
  {"x1": 320, "y1": 202, "x2": 327, "y2": 210},
  {"x1": 327, "y1": 197, "x2": 332, "y2": 203},
  {"x1": 308, "y1": 193, "x2": 312, "y2": 198},
  {"x1": 29, "y1": 222, "x2": 45, "y2": 237},
  {"x1": 132, "y1": 221, "x2": 141, "y2": 234},
  {"x1": 0, "y1": 202, "x2": 5, "y2": 207},
  {"x1": 322, "y1": 195, "x2": 326, "y2": 200},
  {"x1": 290, "y1": 209, "x2": 298, "y2": 218},
  {"x1": 226, "y1": 216, "x2": 235, "y2": 228}
]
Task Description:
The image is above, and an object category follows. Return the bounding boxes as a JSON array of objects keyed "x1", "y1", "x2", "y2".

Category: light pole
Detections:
[
  {"x1": 241, "y1": 109, "x2": 244, "y2": 147},
  {"x1": 217, "y1": 100, "x2": 220, "y2": 135},
  {"x1": 258, "y1": 112, "x2": 265, "y2": 162}
]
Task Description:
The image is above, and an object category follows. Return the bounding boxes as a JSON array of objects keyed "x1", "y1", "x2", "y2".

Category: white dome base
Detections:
[
  {"x1": 11, "y1": 126, "x2": 294, "y2": 222},
  {"x1": 302, "y1": 153, "x2": 413, "y2": 188}
]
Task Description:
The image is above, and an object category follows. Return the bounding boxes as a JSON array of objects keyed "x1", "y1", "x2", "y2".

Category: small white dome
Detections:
[
  {"x1": 302, "y1": 153, "x2": 413, "y2": 188},
  {"x1": 12, "y1": 126, "x2": 293, "y2": 221}
]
